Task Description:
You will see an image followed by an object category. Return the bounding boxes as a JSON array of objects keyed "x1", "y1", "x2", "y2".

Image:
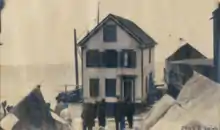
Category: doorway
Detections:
[{"x1": 121, "y1": 76, "x2": 135, "y2": 101}]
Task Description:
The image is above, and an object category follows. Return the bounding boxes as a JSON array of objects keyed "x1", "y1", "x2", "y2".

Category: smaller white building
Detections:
[{"x1": 78, "y1": 14, "x2": 157, "y2": 103}]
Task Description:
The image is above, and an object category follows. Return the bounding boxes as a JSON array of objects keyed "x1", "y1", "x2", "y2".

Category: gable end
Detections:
[{"x1": 77, "y1": 14, "x2": 156, "y2": 48}]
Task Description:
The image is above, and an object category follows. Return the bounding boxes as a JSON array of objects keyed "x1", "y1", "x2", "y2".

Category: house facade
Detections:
[
  {"x1": 164, "y1": 43, "x2": 207, "y2": 86},
  {"x1": 78, "y1": 14, "x2": 156, "y2": 103},
  {"x1": 164, "y1": 43, "x2": 214, "y2": 98}
]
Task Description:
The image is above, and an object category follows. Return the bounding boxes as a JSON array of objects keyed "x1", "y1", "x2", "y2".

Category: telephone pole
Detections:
[
  {"x1": 0, "y1": 0, "x2": 5, "y2": 99},
  {"x1": 74, "y1": 29, "x2": 79, "y2": 89}
]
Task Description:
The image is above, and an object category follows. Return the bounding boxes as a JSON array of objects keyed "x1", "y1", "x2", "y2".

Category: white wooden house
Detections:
[{"x1": 77, "y1": 14, "x2": 157, "y2": 103}]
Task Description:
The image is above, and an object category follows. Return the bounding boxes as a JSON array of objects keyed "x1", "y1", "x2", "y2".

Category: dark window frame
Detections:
[
  {"x1": 102, "y1": 49, "x2": 118, "y2": 68},
  {"x1": 103, "y1": 24, "x2": 117, "y2": 42},
  {"x1": 120, "y1": 49, "x2": 136, "y2": 68},
  {"x1": 86, "y1": 49, "x2": 101, "y2": 68},
  {"x1": 149, "y1": 48, "x2": 152, "y2": 63},
  {"x1": 105, "y1": 78, "x2": 117, "y2": 97},
  {"x1": 89, "y1": 78, "x2": 99, "y2": 97}
]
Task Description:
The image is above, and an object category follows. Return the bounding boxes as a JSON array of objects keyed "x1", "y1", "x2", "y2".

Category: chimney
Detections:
[{"x1": 213, "y1": 3, "x2": 220, "y2": 83}]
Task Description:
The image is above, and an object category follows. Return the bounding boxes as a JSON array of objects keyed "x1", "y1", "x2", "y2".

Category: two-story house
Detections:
[{"x1": 78, "y1": 14, "x2": 157, "y2": 104}]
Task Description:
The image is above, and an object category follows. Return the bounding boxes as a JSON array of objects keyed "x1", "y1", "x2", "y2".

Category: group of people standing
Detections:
[{"x1": 81, "y1": 96, "x2": 135, "y2": 130}]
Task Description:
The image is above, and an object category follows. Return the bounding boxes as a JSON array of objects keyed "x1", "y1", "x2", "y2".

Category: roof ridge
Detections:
[{"x1": 78, "y1": 13, "x2": 156, "y2": 47}]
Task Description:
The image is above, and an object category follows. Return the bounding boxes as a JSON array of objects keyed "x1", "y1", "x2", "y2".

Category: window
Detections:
[
  {"x1": 103, "y1": 25, "x2": 117, "y2": 42},
  {"x1": 102, "y1": 50, "x2": 118, "y2": 68},
  {"x1": 149, "y1": 48, "x2": 152, "y2": 63},
  {"x1": 105, "y1": 79, "x2": 116, "y2": 97},
  {"x1": 86, "y1": 50, "x2": 101, "y2": 67},
  {"x1": 89, "y1": 78, "x2": 99, "y2": 97},
  {"x1": 120, "y1": 50, "x2": 136, "y2": 68}
]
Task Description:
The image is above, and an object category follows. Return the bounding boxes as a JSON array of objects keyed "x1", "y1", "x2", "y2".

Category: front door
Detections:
[{"x1": 121, "y1": 77, "x2": 135, "y2": 101}]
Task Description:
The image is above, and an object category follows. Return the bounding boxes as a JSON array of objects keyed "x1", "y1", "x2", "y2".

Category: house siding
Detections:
[
  {"x1": 143, "y1": 47, "x2": 155, "y2": 100},
  {"x1": 82, "y1": 20, "x2": 153, "y2": 103}
]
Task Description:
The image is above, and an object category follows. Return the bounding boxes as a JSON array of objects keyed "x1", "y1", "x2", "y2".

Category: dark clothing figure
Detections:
[
  {"x1": 97, "y1": 99, "x2": 106, "y2": 128},
  {"x1": 81, "y1": 103, "x2": 97, "y2": 130},
  {"x1": 125, "y1": 98, "x2": 135, "y2": 129},
  {"x1": 114, "y1": 100, "x2": 124, "y2": 130}
]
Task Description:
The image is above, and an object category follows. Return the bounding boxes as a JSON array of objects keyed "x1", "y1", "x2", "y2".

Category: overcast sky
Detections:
[{"x1": 0, "y1": 0, "x2": 218, "y2": 65}]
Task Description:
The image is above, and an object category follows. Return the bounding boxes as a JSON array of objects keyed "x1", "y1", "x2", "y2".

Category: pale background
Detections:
[{"x1": 0, "y1": 0, "x2": 219, "y2": 105}]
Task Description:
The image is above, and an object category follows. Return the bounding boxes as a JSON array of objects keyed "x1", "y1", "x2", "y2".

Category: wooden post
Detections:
[
  {"x1": 0, "y1": 0, "x2": 5, "y2": 33},
  {"x1": 74, "y1": 29, "x2": 79, "y2": 89},
  {"x1": 0, "y1": 0, "x2": 4, "y2": 97},
  {"x1": 64, "y1": 85, "x2": 67, "y2": 93}
]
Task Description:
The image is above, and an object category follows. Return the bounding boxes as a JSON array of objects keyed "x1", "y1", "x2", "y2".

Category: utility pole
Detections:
[
  {"x1": 0, "y1": 0, "x2": 5, "y2": 100},
  {"x1": 74, "y1": 29, "x2": 79, "y2": 89},
  {"x1": 0, "y1": 0, "x2": 4, "y2": 33}
]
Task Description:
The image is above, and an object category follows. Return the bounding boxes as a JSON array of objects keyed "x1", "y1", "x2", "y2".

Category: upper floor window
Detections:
[
  {"x1": 86, "y1": 50, "x2": 101, "y2": 67},
  {"x1": 103, "y1": 25, "x2": 117, "y2": 42},
  {"x1": 89, "y1": 78, "x2": 99, "y2": 97},
  {"x1": 102, "y1": 50, "x2": 118, "y2": 68},
  {"x1": 120, "y1": 50, "x2": 136, "y2": 68}
]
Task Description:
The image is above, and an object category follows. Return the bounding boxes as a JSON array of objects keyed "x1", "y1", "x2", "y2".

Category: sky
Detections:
[
  {"x1": 0, "y1": 0, "x2": 220, "y2": 104},
  {"x1": 0, "y1": 0, "x2": 219, "y2": 65}
]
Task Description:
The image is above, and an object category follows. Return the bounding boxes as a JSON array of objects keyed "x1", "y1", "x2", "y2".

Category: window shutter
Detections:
[
  {"x1": 130, "y1": 51, "x2": 136, "y2": 68},
  {"x1": 119, "y1": 51, "x2": 125, "y2": 67},
  {"x1": 101, "y1": 51, "x2": 106, "y2": 67},
  {"x1": 149, "y1": 49, "x2": 152, "y2": 63},
  {"x1": 86, "y1": 51, "x2": 90, "y2": 67},
  {"x1": 86, "y1": 50, "x2": 101, "y2": 67}
]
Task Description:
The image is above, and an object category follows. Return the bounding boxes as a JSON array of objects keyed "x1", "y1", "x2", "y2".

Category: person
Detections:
[
  {"x1": 125, "y1": 97, "x2": 135, "y2": 129},
  {"x1": 81, "y1": 102, "x2": 97, "y2": 130},
  {"x1": 81, "y1": 103, "x2": 87, "y2": 130},
  {"x1": 97, "y1": 99, "x2": 106, "y2": 129},
  {"x1": 114, "y1": 96, "x2": 124, "y2": 130}
]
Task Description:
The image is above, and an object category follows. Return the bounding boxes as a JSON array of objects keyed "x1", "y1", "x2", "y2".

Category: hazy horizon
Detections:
[
  {"x1": 0, "y1": 0, "x2": 219, "y2": 103},
  {"x1": 0, "y1": 0, "x2": 218, "y2": 65}
]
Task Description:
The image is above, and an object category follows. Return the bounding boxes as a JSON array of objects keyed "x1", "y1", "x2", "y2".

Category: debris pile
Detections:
[
  {"x1": 0, "y1": 87, "x2": 71, "y2": 130},
  {"x1": 142, "y1": 72, "x2": 220, "y2": 130}
]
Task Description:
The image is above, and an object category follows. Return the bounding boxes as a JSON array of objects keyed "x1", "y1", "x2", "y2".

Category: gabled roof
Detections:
[
  {"x1": 77, "y1": 13, "x2": 157, "y2": 48},
  {"x1": 170, "y1": 58, "x2": 213, "y2": 66},
  {"x1": 166, "y1": 43, "x2": 207, "y2": 61}
]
